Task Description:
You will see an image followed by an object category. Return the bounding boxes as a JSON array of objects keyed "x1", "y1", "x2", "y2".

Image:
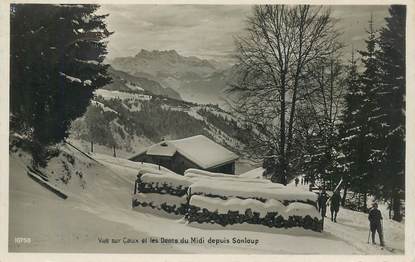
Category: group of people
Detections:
[
  {"x1": 294, "y1": 176, "x2": 311, "y2": 187},
  {"x1": 317, "y1": 189, "x2": 341, "y2": 222},
  {"x1": 316, "y1": 188, "x2": 385, "y2": 246}
]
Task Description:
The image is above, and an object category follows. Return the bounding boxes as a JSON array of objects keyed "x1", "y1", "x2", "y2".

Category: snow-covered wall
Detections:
[{"x1": 133, "y1": 169, "x2": 322, "y2": 231}]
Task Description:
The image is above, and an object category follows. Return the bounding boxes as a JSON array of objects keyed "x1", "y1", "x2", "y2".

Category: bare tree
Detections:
[
  {"x1": 301, "y1": 47, "x2": 346, "y2": 188},
  {"x1": 228, "y1": 5, "x2": 341, "y2": 184}
]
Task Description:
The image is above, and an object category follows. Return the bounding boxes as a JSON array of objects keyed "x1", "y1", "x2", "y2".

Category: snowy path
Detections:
[
  {"x1": 287, "y1": 179, "x2": 404, "y2": 254},
  {"x1": 9, "y1": 151, "x2": 404, "y2": 254}
]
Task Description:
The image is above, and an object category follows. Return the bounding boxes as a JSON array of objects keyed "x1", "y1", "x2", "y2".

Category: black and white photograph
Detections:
[{"x1": 2, "y1": 1, "x2": 412, "y2": 258}]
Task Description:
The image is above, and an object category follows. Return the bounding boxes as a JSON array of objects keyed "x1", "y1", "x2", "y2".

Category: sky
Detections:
[{"x1": 99, "y1": 5, "x2": 390, "y2": 63}]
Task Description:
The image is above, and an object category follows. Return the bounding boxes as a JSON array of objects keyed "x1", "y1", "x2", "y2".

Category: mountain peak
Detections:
[{"x1": 135, "y1": 49, "x2": 180, "y2": 59}]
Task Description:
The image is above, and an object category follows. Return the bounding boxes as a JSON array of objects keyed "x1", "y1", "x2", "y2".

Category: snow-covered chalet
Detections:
[{"x1": 129, "y1": 135, "x2": 239, "y2": 175}]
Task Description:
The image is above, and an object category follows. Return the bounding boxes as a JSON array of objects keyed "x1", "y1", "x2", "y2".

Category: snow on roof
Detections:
[
  {"x1": 171, "y1": 135, "x2": 238, "y2": 169},
  {"x1": 146, "y1": 142, "x2": 177, "y2": 157},
  {"x1": 140, "y1": 135, "x2": 238, "y2": 169}
]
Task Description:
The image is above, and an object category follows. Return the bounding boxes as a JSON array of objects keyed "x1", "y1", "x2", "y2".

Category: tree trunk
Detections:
[
  {"x1": 279, "y1": 75, "x2": 286, "y2": 184},
  {"x1": 389, "y1": 196, "x2": 392, "y2": 219},
  {"x1": 90, "y1": 141, "x2": 94, "y2": 153},
  {"x1": 392, "y1": 190, "x2": 402, "y2": 221},
  {"x1": 341, "y1": 185, "x2": 348, "y2": 207},
  {"x1": 363, "y1": 192, "x2": 367, "y2": 212},
  {"x1": 113, "y1": 146, "x2": 116, "y2": 157}
]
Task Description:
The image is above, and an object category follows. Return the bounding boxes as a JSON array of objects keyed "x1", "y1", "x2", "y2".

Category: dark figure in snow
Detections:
[
  {"x1": 368, "y1": 202, "x2": 384, "y2": 246},
  {"x1": 330, "y1": 190, "x2": 341, "y2": 222},
  {"x1": 301, "y1": 177, "x2": 304, "y2": 185},
  {"x1": 295, "y1": 177, "x2": 299, "y2": 187},
  {"x1": 309, "y1": 182, "x2": 315, "y2": 192},
  {"x1": 280, "y1": 174, "x2": 287, "y2": 186},
  {"x1": 318, "y1": 190, "x2": 328, "y2": 218},
  {"x1": 134, "y1": 171, "x2": 143, "y2": 194}
]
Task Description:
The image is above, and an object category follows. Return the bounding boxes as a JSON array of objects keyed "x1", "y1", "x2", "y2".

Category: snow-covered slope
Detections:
[
  {"x1": 69, "y1": 88, "x2": 249, "y2": 159},
  {"x1": 9, "y1": 146, "x2": 404, "y2": 254}
]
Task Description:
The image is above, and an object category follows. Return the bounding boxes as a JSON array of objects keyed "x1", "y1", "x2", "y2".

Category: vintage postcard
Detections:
[{"x1": 1, "y1": 0, "x2": 413, "y2": 261}]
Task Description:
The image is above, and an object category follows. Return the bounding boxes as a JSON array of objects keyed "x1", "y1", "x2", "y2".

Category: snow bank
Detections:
[
  {"x1": 93, "y1": 153, "x2": 178, "y2": 176},
  {"x1": 137, "y1": 166, "x2": 177, "y2": 176},
  {"x1": 184, "y1": 168, "x2": 235, "y2": 178},
  {"x1": 285, "y1": 202, "x2": 321, "y2": 218},
  {"x1": 239, "y1": 167, "x2": 264, "y2": 179}
]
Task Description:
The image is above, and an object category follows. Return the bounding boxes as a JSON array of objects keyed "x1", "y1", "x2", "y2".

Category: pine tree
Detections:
[
  {"x1": 10, "y1": 4, "x2": 112, "y2": 166},
  {"x1": 338, "y1": 49, "x2": 362, "y2": 207},
  {"x1": 354, "y1": 15, "x2": 383, "y2": 208},
  {"x1": 374, "y1": 5, "x2": 406, "y2": 221}
]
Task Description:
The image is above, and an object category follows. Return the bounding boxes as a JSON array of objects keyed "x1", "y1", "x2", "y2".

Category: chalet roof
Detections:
[
  {"x1": 146, "y1": 142, "x2": 176, "y2": 156},
  {"x1": 133, "y1": 135, "x2": 239, "y2": 169}
]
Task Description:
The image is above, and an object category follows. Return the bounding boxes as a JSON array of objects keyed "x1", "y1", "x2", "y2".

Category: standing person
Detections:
[
  {"x1": 330, "y1": 190, "x2": 341, "y2": 222},
  {"x1": 318, "y1": 189, "x2": 328, "y2": 217},
  {"x1": 368, "y1": 202, "x2": 384, "y2": 246},
  {"x1": 134, "y1": 171, "x2": 143, "y2": 194},
  {"x1": 301, "y1": 177, "x2": 304, "y2": 185},
  {"x1": 295, "y1": 177, "x2": 299, "y2": 187},
  {"x1": 309, "y1": 181, "x2": 315, "y2": 192}
]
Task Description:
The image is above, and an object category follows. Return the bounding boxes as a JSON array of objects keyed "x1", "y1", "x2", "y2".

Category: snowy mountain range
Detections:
[
  {"x1": 106, "y1": 66, "x2": 182, "y2": 100},
  {"x1": 109, "y1": 49, "x2": 236, "y2": 105}
]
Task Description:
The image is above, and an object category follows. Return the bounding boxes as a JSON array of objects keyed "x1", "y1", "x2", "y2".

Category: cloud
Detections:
[{"x1": 99, "y1": 5, "x2": 390, "y2": 63}]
